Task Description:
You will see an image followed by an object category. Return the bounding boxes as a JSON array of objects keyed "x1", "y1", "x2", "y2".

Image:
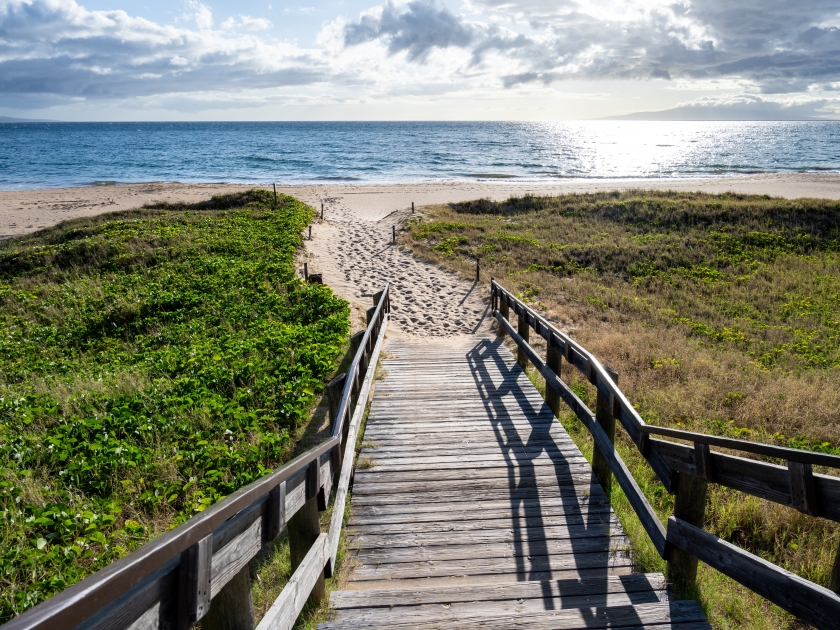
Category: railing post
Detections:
[
  {"x1": 516, "y1": 307, "x2": 529, "y2": 369},
  {"x1": 592, "y1": 367, "x2": 619, "y2": 492},
  {"x1": 830, "y1": 542, "x2": 840, "y2": 594},
  {"x1": 350, "y1": 330, "x2": 364, "y2": 358},
  {"x1": 349, "y1": 331, "x2": 365, "y2": 406},
  {"x1": 201, "y1": 565, "x2": 255, "y2": 630},
  {"x1": 499, "y1": 294, "x2": 509, "y2": 338},
  {"x1": 667, "y1": 472, "x2": 708, "y2": 589},
  {"x1": 327, "y1": 373, "x2": 347, "y2": 478},
  {"x1": 287, "y1": 461, "x2": 326, "y2": 607},
  {"x1": 177, "y1": 535, "x2": 213, "y2": 630},
  {"x1": 545, "y1": 335, "x2": 562, "y2": 418}
]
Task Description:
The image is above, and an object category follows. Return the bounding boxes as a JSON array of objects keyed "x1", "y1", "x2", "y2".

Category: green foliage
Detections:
[
  {"x1": 0, "y1": 190, "x2": 349, "y2": 620},
  {"x1": 411, "y1": 190, "x2": 840, "y2": 371}
]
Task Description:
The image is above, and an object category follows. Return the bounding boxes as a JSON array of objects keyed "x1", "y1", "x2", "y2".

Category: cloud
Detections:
[
  {"x1": 184, "y1": 0, "x2": 213, "y2": 29},
  {"x1": 602, "y1": 95, "x2": 840, "y2": 120},
  {"x1": 0, "y1": 0, "x2": 322, "y2": 108},
  {"x1": 220, "y1": 14, "x2": 273, "y2": 30},
  {"x1": 342, "y1": 0, "x2": 840, "y2": 91},
  {"x1": 344, "y1": 0, "x2": 477, "y2": 61},
  {"x1": 2, "y1": 0, "x2": 839, "y2": 114}
]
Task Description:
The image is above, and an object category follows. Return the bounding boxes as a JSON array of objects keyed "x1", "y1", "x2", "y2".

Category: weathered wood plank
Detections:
[
  {"x1": 348, "y1": 503, "x2": 615, "y2": 526},
  {"x1": 341, "y1": 565, "x2": 636, "y2": 591},
  {"x1": 348, "y1": 511, "x2": 619, "y2": 534},
  {"x1": 363, "y1": 418, "x2": 558, "y2": 431},
  {"x1": 319, "y1": 600, "x2": 709, "y2": 630},
  {"x1": 330, "y1": 573, "x2": 668, "y2": 608},
  {"x1": 350, "y1": 549, "x2": 633, "y2": 581},
  {"x1": 346, "y1": 521, "x2": 625, "y2": 548},
  {"x1": 352, "y1": 468, "x2": 598, "y2": 489},
  {"x1": 348, "y1": 535, "x2": 629, "y2": 564},
  {"x1": 349, "y1": 495, "x2": 612, "y2": 519},
  {"x1": 354, "y1": 458, "x2": 594, "y2": 475},
  {"x1": 332, "y1": 589, "x2": 670, "y2": 624},
  {"x1": 349, "y1": 485, "x2": 609, "y2": 507},
  {"x1": 348, "y1": 474, "x2": 606, "y2": 497}
]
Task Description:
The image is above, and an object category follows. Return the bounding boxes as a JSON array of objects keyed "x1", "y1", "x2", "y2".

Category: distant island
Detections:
[
  {"x1": 601, "y1": 99, "x2": 834, "y2": 121},
  {"x1": 0, "y1": 116, "x2": 58, "y2": 123}
]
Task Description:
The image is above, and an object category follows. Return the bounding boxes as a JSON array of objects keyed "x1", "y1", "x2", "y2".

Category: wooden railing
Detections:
[
  {"x1": 491, "y1": 279, "x2": 840, "y2": 630},
  {"x1": 2, "y1": 285, "x2": 391, "y2": 630}
]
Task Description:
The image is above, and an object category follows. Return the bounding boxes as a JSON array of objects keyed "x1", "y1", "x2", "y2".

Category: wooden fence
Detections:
[
  {"x1": 1, "y1": 285, "x2": 391, "y2": 630},
  {"x1": 491, "y1": 279, "x2": 840, "y2": 630}
]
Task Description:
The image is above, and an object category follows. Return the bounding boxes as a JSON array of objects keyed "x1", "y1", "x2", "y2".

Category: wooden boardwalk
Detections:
[{"x1": 319, "y1": 336, "x2": 711, "y2": 629}]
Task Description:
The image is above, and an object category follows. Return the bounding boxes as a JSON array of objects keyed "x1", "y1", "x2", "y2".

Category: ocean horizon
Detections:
[{"x1": 1, "y1": 120, "x2": 839, "y2": 191}]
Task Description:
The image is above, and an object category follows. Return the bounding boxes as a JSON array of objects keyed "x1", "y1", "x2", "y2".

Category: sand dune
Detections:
[{"x1": 2, "y1": 174, "x2": 839, "y2": 338}]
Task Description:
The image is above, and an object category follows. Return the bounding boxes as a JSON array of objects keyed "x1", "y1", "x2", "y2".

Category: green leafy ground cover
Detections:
[
  {"x1": 0, "y1": 190, "x2": 349, "y2": 621},
  {"x1": 405, "y1": 191, "x2": 840, "y2": 629}
]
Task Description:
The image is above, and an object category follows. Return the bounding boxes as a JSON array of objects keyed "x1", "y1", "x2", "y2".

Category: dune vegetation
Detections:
[
  {"x1": 405, "y1": 190, "x2": 840, "y2": 629},
  {"x1": 0, "y1": 190, "x2": 348, "y2": 621}
]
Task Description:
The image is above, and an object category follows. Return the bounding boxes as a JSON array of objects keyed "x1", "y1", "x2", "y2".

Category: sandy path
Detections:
[{"x1": 303, "y1": 201, "x2": 491, "y2": 339}]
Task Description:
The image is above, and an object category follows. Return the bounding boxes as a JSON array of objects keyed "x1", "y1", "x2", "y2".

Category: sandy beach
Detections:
[
  {"x1": 3, "y1": 174, "x2": 840, "y2": 339},
  {"x1": 2, "y1": 174, "x2": 840, "y2": 239}
]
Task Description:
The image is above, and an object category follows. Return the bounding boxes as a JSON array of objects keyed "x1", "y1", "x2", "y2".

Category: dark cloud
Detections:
[
  {"x1": 343, "y1": 0, "x2": 840, "y2": 91},
  {"x1": 344, "y1": 0, "x2": 476, "y2": 61}
]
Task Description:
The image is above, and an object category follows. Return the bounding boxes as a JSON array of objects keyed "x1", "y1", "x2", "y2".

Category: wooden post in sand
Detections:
[
  {"x1": 392, "y1": 226, "x2": 396, "y2": 243},
  {"x1": 273, "y1": 183, "x2": 277, "y2": 208},
  {"x1": 321, "y1": 203, "x2": 324, "y2": 220},
  {"x1": 303, "y1": 263, "x2": 308, "y2": 282},
  {"x1": 309, "y1": 225, "x2": 312, "y2": 240},
  {"x1": 475, "y1": 259, "x2": 480, "y2": 282},
  {"x1": 412, "y1": 202, "x2": 415, "y2": 213}
]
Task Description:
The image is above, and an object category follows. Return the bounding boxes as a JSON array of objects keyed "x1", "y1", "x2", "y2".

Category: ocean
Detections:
[{"x1": 1, "y1": 121, "x2": 839, "y2": 190}]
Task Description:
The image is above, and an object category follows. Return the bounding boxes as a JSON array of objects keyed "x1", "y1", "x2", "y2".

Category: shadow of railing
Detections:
[{"x1": 465, "y1": 336, "x2": 646, "y2": 625}]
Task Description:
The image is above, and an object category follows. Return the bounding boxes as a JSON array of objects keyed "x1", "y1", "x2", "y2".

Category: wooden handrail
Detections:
[
  {"x1": 2, "y1": 285, "x2": 391, "y2": 630},
  {"x1": 492, "y1": 280, "x2": 840, "y2": 478},
  {"x1": 491, "y1": 279, "x2": 840, "y2": 630},
  {"x1": 639, "y1": 424, "x2": 840, "y2": 468}
]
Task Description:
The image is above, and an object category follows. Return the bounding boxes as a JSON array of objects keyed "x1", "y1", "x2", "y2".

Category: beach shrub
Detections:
[{"x1": 0, "y1": 190, "x2": 348, "y2": 621}]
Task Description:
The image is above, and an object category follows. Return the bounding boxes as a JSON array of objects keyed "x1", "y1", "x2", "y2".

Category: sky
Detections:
[{"x1": 0, "y1": 0, "x2": 839, "y2": 120}]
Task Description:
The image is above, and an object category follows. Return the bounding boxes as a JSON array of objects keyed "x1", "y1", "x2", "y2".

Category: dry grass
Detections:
[{"x1": 403, "y1": 190, "x2": 840, "y2": 630}]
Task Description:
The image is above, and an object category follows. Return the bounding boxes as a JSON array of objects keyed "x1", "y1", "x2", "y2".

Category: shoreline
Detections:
[{"x1": 1, "y1": 173, "x2": 840, "y2": 238}]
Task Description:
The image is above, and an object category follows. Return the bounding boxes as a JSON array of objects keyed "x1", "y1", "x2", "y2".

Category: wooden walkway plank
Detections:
[
  {"x1": 319, "y1": 336, "x2": 710, "y2": 630},
  {"x1": 330, "y1": 573, "x2": 669, "y2": 608}
]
